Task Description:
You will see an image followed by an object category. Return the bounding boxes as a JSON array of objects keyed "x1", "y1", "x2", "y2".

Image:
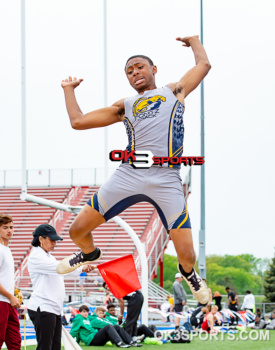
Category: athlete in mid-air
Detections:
[{"x1": 58, "y1": 35, "x2": 211, "y2": 304}]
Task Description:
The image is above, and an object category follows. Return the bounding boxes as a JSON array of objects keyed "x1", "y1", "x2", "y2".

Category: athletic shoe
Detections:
[
  {"x1": 117, "y1": 342, "x2": 131, "y2": 348},
  {"x1": 177, "y1": 264, "x2": 209, "y2": 305},
  {"x1": 130, "y1": 341, "x2": 143, "y2": 347},
  {"x1": 136, "y1": 335, "x2": 145, "y2": 343},
  {"x1": 56, "y1": 248, "x2": 102, "y2": 274}
]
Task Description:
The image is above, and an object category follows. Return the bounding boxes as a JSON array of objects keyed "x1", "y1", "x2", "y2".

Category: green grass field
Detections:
[{"x1": 22, "y1": 329, "x2": 275, "y2": 350}]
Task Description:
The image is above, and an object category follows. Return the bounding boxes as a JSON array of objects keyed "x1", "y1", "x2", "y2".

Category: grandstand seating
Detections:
[{"x1": 0, "y1": 186, "x2": 170, "y2": 298}]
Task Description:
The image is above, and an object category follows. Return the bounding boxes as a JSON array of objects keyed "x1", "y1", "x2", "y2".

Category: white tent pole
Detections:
[
  {"x1": 21, "y1": 0, "x2": 27, "y2": 194},
  {"x1": 103, "y1": 0, "x2": 108, "y2": 182}
]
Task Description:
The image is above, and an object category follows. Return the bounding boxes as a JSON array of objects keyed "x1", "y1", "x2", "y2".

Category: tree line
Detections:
[{"x1": 154, "y1": 253, "x2": 273, "y2": 300}]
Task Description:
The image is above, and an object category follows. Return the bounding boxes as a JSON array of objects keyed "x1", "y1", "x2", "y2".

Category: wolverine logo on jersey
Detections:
[{"x1": 132, "y1": 95, "x2": 166, "y2": 119}]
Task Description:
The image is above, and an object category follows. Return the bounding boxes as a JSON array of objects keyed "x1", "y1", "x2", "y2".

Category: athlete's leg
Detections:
[
  {"x1": 170, "y1": 228, "x2": 209, "y2": 304},
  {"x1": 169, "y1": 228, "x2": 196, "y2": 273},
  {"x1": 69, "y1": 205, "x2": 105, "y2": 253},
  {"x1": 57, "y1": 165, "x2": 147, "y2": 274},
  {"x1": 144, "y1": 167, "x2": 209, "y2": 304},
  {"x1": 56, "y1": 206, "x2": 104, "y2": 274}
]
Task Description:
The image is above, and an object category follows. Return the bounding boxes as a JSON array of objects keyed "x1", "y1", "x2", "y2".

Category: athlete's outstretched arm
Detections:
[
  {"x1": 61, "y1": 76, "x2": 125, "y2": 130},
  {"x1": 170, "y1": 36, "x2": 211, "y2": 100}
]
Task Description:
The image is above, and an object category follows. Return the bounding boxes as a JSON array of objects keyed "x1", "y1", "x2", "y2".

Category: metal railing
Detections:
[{"x1": 0, "y1": 168, "x2": 118, "y2": 188}]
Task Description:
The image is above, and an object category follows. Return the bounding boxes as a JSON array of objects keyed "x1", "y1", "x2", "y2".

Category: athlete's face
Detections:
[
  {"x1": 108, "y1": 307, "x2": 116, "y2": 316},
  {"x1": 80, "y1": 310, "x2": 89, "y2": 319},
  {"x1": 125, "y1": 57, "x2": 157, "y2": 93},
  {"x1": 96, "y1": 310, "x2": 105, "y2": 319},
  {"x1": 0, "y1": 221, "x2": 14, "y2": 245}
]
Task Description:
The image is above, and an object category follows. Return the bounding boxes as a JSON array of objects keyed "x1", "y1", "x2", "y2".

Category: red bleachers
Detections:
[
  {"x1": 1, "y1": 186, "x2": 168, "y2": 294},
  {"x1": 0, "y1": 187, "x2": 71, "y2": 269}
]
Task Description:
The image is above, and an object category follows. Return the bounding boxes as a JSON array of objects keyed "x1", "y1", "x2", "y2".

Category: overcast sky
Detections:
[{"x1": 0, "y1": 0, "x2": 274, "y2": 261}]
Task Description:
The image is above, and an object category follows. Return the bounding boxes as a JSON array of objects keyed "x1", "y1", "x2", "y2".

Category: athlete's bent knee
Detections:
[
  {"x1": 69, "y1": 225, "x2": 79, "y2": 240},
  {"x1": 179, "y1": 249, "x2": 196, "y2": 266}
]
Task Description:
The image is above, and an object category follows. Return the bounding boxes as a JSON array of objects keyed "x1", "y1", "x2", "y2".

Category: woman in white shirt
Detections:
[
  {"x1": 241, "y1": 290, "x2": 255, "y2": 312},
  {"x1": 27, "y1": 224, "x2": 92, "y2": 350}
]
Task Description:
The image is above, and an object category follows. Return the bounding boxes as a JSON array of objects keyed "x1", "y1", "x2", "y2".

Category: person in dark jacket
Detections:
[
  {"x1": 225, "y1": 287, "x2": 239, "y2": 311},
  {"x1": 212, "y1": 291, "x2": 222, "y2": 311},
  {"x1": 103, "y1": 282, "x2": 144, "y2": 346}
]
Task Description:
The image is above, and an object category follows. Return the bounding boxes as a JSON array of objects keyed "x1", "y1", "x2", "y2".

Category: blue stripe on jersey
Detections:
[{"x1": 103, "y1": 194, "x2": 168, "y2": 232}]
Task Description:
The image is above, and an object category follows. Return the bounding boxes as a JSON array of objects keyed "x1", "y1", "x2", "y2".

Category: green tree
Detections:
[
  {"x1": 154, "y1": 253, "x2": 267, "y2": 296},
  {"x1": 264, "y1": 256, "x2": 275, "y2": 302}
]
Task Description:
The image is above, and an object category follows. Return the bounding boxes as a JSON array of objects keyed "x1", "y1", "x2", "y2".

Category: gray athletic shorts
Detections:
[{"x1": 87, "y1": 164, "x2": 191, "y2": 232}]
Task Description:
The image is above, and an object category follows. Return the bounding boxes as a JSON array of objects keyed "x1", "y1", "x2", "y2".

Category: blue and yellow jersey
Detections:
[{"x1": 123, "y1": 85, "x2": 185, "y2": 168}]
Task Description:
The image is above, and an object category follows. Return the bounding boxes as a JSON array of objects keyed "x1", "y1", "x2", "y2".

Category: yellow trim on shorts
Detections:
[
  {"x1": 90, "y1": 195, "x2": 94, "y2": 209},
  {"x1": 177, "y1": 209, "x2": 189, "y2": 229},
  {"x1": 168, "y1": 209, "x2": 186, "y2": 225},
  {"x1": 97, "y1": 193, "x2": 109, "y2": 212}
]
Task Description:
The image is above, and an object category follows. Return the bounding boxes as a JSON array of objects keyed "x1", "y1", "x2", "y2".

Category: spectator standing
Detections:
[
  {"x1": 103, "y1": 282, "x2": 143, "y2": 346},
  {"x1": 0, "y1": 214, "x2": 21, "y2": 350},
  {"x1": 212, "y1": 292, "x2": 222, "y2": 311},
  {"x1": 225, "y1": 287, "x2": 239, "y2": 311},
  {"x1": 173, "y1": 272, "x2": 187, "y2": 329},
  {"x1": 241, "y1": 290, "x2": 255, "y2": 312},
  {"x1": 27, "y1": 224, "x2": 93, "y2": 350}
]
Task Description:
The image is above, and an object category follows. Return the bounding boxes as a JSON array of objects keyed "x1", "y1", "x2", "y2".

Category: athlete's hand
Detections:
[
  {"x1": 9, "y1": 295, "x2": 21, "y2": 309},
  {"x1": 176, "y1": 36, "x2": 199, "y2": 47},
  {"x1": 61, "y1": 76, "x2": 83, "y2": 89},
  {"x1": 82, "y1": 265, "x2": 96, "y2": 273}
]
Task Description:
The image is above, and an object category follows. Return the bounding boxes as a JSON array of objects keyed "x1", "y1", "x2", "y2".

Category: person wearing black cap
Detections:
[{"x1": 27, "y1": 224, "x2": 93, "y2": 350}]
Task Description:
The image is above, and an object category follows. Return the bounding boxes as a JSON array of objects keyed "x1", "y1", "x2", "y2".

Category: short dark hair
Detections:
[
  {"x1": 107, "y1": 303, "x2": 116, "y2": 310},
  {"x1": 31, "y1": 235, "x2": 47, "y2": 247},
  {"x1": 79, "y1": 305, "x2": 89, "y2": 312},
  {"x1": 225, "y1": 287, "x2": 230, "y2": 290},
  {"x1": 125, "y1": 55, "x2": 154, "y2": 70},
  {"x1": 0, "y1": 214, "x2": 13, "y2": 227}
]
